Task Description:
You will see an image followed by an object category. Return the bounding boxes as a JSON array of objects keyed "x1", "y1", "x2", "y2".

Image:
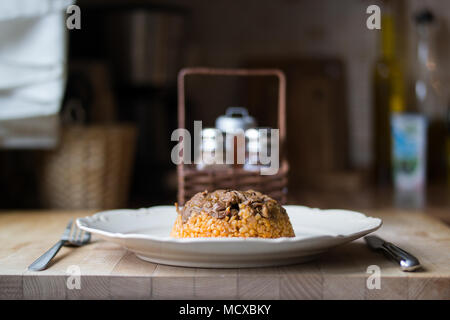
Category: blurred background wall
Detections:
[
  {"x1": 1, "y1": 0, "x2": 449, "y2": 209},
  {"x1": 82, "y1": 0, "x2": 450, "y2": 169},
  {"x1": 140, "y1": 0, "x2": 379, "y2": 169}
]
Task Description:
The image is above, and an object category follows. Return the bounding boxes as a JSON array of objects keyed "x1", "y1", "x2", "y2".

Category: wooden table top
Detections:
[{"x1": 0, "y1": 209, "x2": 449, "y2": 300}]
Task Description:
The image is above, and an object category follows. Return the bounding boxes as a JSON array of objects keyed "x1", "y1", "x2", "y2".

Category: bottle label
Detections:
[{"x1": 391, "y1": 114, "x2": 427, "y2": 191}]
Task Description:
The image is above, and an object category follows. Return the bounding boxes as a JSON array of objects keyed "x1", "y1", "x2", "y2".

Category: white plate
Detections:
[{"x1": 76, "y1": 205, "x2": 382, "y2": 268}]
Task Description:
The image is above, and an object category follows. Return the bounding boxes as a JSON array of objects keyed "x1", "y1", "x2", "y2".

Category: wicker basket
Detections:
[
  {"x1": 177, "y1": 67, "x2": 288, "y2": 205},
  {"x1": 40, "y1": 125, "x2": 137, "y2": 209}
]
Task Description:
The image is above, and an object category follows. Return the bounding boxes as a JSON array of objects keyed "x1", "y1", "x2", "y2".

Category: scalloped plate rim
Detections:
[{"x1": 76, "y1": 205, "x2": 382, "y2": 243}]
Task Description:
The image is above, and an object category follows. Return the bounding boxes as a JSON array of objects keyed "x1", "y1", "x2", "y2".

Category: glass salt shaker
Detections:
[
  {"x1": 244, "y1": 127, "x2": 273, "y2": 171},
  {"x1": 196, "y1": 128, "x2": 227, "y2": 170}
]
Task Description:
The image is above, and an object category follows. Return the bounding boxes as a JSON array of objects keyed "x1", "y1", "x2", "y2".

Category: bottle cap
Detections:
[{"x1": 415, "y1": 9, "x2": 434, "y2": 25}]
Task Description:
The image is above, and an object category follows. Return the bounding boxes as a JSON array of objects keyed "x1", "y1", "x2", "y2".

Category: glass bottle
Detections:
[
  {"x1": 413, "y1": 9, "x2": 447, "y2": 183},
  {"x1": 373, "y1": 4, "x2": 405, "y2": 186},
  {"x1": 447, "y1": 106, "x2": 450, "y2": 185}
]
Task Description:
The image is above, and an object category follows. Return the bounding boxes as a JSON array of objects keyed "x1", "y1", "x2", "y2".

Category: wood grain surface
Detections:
[{"x1": 0, "y1": 209, "x2": 449, "y2": 300}]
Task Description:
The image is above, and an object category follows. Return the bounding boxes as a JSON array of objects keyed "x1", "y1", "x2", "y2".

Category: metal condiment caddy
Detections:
[{"x1": 177, "y1": 67, "x2": 288, "y2": 205}]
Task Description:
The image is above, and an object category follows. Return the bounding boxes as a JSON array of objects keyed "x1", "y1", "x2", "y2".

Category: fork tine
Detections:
[
  {"x1": 62, "y1": 220, "x2": 73, "y2": 239},
  {"x1": 71, "y1": 224, "x2": 78, "y2": 239},
  {"x1": 77, "y1": 230, "x2": 84, "y2": 242},
  {"x1": 83, "y1": 231, "x2": 91, "y2": 243},
  {"x1": 64, "y1": 220, "x2": 91, "y2": 246},
  {"x1": 71, "y1": 225, "x2": 81, "y2": 242}
]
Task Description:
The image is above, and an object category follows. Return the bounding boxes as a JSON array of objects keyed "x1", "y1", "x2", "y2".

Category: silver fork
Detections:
[{"x1": 28, "y1": 220, "x2": 91, "y2": 271}]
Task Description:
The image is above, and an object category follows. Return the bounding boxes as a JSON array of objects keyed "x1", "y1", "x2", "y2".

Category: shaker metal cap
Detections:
[{"x1": 215, "y1": 107, "x2": 257, "y2": 133}]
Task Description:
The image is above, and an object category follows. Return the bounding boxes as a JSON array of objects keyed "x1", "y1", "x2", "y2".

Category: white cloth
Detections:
[
  {"x1": 0, "y1": 0, "x2": 73, "y2": 120},
  {"x1": 0, "y1": 0, "x2": 74, "y2": 148}
]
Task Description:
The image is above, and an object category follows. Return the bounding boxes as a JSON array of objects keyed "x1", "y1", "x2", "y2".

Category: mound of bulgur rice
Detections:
[{"x1": 170, "y1": 189, "x2": 295, "y2": 238}]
